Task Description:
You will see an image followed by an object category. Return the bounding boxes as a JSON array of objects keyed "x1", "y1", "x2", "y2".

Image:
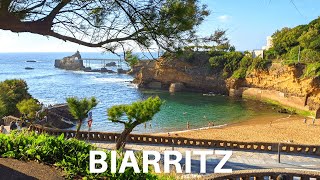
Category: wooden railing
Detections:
[
  {"x1": 205, "y1": 169, "x2": 320, "y2": 179},
  {"x1": 28, "y1": 125, "x2": 320, "y2": 156}
]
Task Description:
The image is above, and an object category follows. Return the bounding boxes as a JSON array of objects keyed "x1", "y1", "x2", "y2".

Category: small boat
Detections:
[
  {"x1": 26, "y1": 60, "x2": 37, "y2": 62},
  {"x1": 25, "y1": 67, "x2": 34, "y2": 70}
]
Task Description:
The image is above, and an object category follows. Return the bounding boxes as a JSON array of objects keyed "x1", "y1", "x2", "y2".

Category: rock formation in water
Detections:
[
  {"x1": 132, "y1": 55, "x2": 320, "y2": 117},
  {"x1": 105, "y1": 62, "x2": 117, "y2": 67},
  {"x1": 54, "y1": 51, "x2": 84, "y2": 70}
]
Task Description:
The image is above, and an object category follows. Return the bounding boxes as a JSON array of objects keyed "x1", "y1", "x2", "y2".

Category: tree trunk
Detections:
[
  {"x1": 75, "y1": 119, "x2": 82, "y2": 139},
  {"x1": 116, "y1": 128, "x2": 133, "y2": 150}
]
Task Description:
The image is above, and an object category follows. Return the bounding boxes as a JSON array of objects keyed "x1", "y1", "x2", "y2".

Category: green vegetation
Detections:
[
  {"x1": 266, "y1": 17, "x2": 320, "y2": 76},
  {"x1": 0, "y1": 131, "x2": 156, "y2": 179},
  {"x1": 16, "y1": 98, "x2": 41, "y2": 121},
  {"x1": 107, "y1": 97, "x2": 163, "y2": 150},
  {"x1": 304, "y1": 62, "x2": 320, "y2": 77},
  {"x1": 66, "y1": 97, "x2": 98, "y2": 137},
  {"x1": 125, "y1": 50, "x2": 139, "y2": 68},
  {"x1": 0, "y1": 79, "x2": 33, "y2": 118}
]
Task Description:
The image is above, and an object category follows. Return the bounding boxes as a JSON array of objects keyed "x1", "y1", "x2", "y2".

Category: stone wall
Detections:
[{"x1": 231, "y1": 87, "x2": 309, "y2": 112}]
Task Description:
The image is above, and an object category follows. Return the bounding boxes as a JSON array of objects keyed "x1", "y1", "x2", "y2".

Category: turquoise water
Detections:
[{"x1": 0, "y1": 52, "x2": 279, "y2": 133}]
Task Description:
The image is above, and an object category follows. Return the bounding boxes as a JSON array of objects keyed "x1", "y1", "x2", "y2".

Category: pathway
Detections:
[{"x1": 93, "y1": 142, "x2": 320, "y2": 174}]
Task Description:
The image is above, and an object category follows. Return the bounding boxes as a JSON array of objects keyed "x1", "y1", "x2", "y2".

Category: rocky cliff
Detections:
[
  {"x1": 133, "y1": 53, "x2": 228, "y2": 93},
  {"x1": 54, "y1": 51, "x2": 84, "y2": 70},
  {"x1": 133, "y1": 56, "x2": 320, "y2": 117}
]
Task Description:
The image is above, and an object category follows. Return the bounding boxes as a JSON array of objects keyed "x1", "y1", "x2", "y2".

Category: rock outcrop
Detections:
[
  {"x1": 133, "y1": 54, "x2": 227, "y2": 93},
  {"x1": 105, "y1": 62, "x2": 116, "y2": 67},
  {"x1": 169, "y1": 83, "x2": 185, "y2": 93},
  {"x1": 54, "y1": 51, "x2": 84, "y2": 70},
  {"x1": 132, "y1": 56, "x2": 320, "y2": 117}
]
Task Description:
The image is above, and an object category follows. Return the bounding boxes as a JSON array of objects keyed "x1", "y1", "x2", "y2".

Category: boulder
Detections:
[
  {"x1": 117, "y1": 68, "x2": 129, "y2": 74},
  {"x1": 105, "y1": 62, "x2": 116, "y2": 67},
  {"x1": 169, "y1": 82, "x2": 185, "y2": 92}
]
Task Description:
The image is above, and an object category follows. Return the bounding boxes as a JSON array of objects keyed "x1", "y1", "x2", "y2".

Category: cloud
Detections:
[{"x1": 217, "y1": 15, "x2": 231, "y2": 23}]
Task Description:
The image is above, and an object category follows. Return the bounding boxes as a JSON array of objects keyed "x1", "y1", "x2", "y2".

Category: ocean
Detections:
[{"x1": 0, "y1": 52, "x2": 279, "y2": 133}]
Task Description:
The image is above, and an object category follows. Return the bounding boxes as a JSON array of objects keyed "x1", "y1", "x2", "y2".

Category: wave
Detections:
[{"x1": 90, "y1": 76, "x2": 133, "y2": 83}]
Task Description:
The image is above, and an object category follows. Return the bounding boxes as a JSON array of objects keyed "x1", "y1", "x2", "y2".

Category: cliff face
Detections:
[
  {"x1": 133, "y1": 57, "x2": 320, "y2": 116},
  {"x1": 133, "y1": 55, "x2": 228, "y2": 93},
  {"x1": 54, "y1": 51, "x2": 84, "y2": 70},
  {"x1": 229, "y1": 63, "x2": 320, "y2": 112}
]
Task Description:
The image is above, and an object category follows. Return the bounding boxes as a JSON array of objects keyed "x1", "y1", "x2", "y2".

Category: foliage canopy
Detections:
[
  {"x1": 108, "y1": 96, "x2": 162, "y2": 149},
  {"x1": 66, "y1": 97, "x2": 98, "y2": 134},
  {"x1": 16, "y1": 98, "x2": 41, "y2": 120},
  {"x1": 0, "y1": 0, "x2": 209, "y2": 52},
  {"x1": 0, "y1": 79, "x2": 32, "y2": 118}
]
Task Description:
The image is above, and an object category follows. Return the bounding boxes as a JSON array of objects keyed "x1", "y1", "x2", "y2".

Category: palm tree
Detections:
[{"x1": 66, "y1": 97, "x2": 98, "y2": 138}]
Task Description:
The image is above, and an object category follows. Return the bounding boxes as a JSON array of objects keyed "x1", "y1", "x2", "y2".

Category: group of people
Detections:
[
  {"x1": 303, "y1": 117, "x2": 317, "y2": 125},
  {"x1": 0, "y1": 121, "x2": 27, "y2": 134}
]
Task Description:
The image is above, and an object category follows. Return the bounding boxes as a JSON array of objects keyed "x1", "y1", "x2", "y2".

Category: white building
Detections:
[{"x1": 262, "y1": 36, "x2": 273, "y2": 50}]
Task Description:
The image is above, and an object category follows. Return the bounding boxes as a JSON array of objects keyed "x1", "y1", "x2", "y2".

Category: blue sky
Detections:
[{"x1": 0, "y1": 0, "x2": 319, "y2": 52}]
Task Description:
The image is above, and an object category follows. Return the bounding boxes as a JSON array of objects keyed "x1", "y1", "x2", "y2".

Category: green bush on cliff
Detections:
[
  {"x1": 304, "y1": 62, "x2": 320, "y2": 78},
  {"x1": 125, "y1": 50, "x2": 139, "y2": 68},
  {"x1": 271, "y1": 16, "x2": 320, "y2": 64},
  {"x1": 248, "y1": 57, "x2": 271, "y2": 71},
  {"x1": 209, "y1": 51, "x2": 244, "y2": 77},
  {"x1": 0, "y1": 131, "x2": 157, "y2": 179}
]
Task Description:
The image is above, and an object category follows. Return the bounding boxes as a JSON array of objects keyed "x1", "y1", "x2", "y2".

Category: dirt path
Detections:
[{"x1": 0, "y1": 158, "x2": 64, "y2": 180}]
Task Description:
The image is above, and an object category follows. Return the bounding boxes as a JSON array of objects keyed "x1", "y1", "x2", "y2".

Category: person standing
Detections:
[
  {"x1": 0, "y1": 125, "x2": 8, "y2": 134},
  {"x1": 9, "y1": 121, "x2": 17, "y2": 131}
]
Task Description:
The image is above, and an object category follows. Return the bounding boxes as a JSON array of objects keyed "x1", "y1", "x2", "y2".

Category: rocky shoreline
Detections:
[{"x1": 131, "y1": 55, "x2": 320, "y2": 118}]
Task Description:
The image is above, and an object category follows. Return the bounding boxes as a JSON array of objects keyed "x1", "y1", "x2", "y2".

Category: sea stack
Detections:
[{"x1": 54, "y1": 51, "x2": 84, "y2": 70}]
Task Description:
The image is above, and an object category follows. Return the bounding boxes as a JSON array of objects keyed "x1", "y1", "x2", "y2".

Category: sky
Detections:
[{"x1": 0, "y1": 0, "x2": 319, "y2": 52}]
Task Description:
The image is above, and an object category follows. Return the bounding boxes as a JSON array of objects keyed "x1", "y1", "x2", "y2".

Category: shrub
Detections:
[
  {"x1": 16, "y1": 98, "x2": 41, "y2": 120},
  {"x1": 300, "y1": 49, "x2": 320, "y2": 63},
  {"x1": 304, "y1": 62, "x2": 320, "y2": 78},
  {"x1": 0, "y1": 131, "x2": 157, "y2": 179},
  {"x1": 249, "y1": 58, "x2": 271, "y2": 71},
  {"x1": 125, "y1": 51, "x2": 139, "y2": 68},
  {"x1": 232, "y1": 68, "x2": 247, "y2": 79},
  {"x1": 0, "y1": 79, "x2": 33, "y2": 118}
]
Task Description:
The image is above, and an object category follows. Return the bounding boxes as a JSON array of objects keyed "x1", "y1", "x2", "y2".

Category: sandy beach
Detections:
[{"x1": 155, "y1": 114, "x2": 320, "y2": 145}]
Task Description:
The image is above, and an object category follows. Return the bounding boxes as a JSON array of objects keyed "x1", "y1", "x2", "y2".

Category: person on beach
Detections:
[
  {"x1": 312, "y1": 118, "x2": 316, "y2": 125},
  {"x1": 16, "y1": 121, "x2": 21, "y2": 130},
  {"x1": 187, "y1": 122, "x2": 190, "y2": 129},
  {"x1": 0, "y1": 125, "x2": 8, "y2": 134},
  {"x1": 303, "y1": 117, "x2": 307, "y2": 123}
]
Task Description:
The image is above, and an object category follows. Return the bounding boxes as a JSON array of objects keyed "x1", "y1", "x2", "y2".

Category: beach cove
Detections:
[{"x1": 0, "y1": 52, "x2": 286, "y2": 134}]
